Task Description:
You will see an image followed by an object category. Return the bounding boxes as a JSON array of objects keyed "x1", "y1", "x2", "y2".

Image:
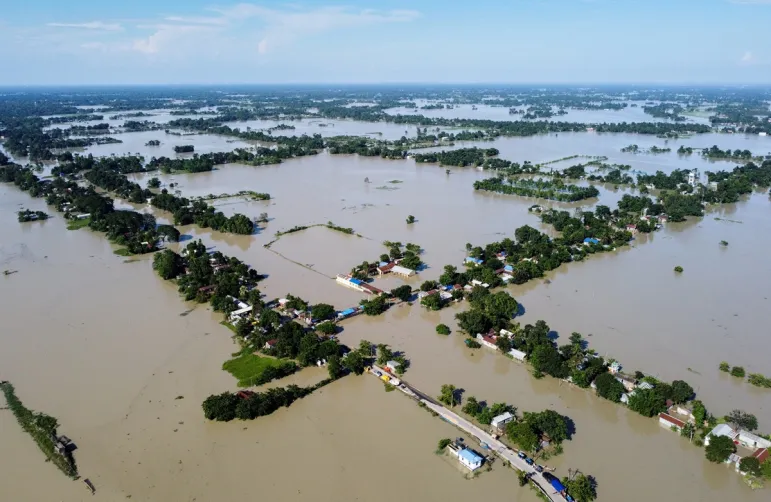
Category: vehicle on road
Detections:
[
  {"x1": 525, "y1": 457, "x2": 534, "y2": 466},
  {"x1": 517, "y1": 451, "x2": 526, "y2": 459}
]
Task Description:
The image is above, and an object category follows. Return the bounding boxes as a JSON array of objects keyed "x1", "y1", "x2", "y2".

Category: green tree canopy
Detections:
[
  {"x1": 705, "y1": 435, "x2": 736, "y2": 463},
  {"x1": 153, "y1": 249, "x2": 185, "y2": 280},
  {"x1": 594, "y1": 372, "x2": 624, "y2": 402},
  {"x1": 506, "y1": 421, "x2": 539, "y2": 452},
  {"x1": 310, "y1": 303, "x2": 335, "y2": 321},
  {"x1": 564, "y1": 474, "x2": 597, "y2": 502}
]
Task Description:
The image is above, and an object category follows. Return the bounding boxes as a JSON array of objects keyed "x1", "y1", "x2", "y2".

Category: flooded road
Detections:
[{"x1": 2, "y1": 119, "x2": 770, "y2": 501}]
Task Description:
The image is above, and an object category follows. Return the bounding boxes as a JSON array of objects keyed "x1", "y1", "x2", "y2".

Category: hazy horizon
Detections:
[{"x1": 1, "y1": 0, "x2": 770, "y2": 86}]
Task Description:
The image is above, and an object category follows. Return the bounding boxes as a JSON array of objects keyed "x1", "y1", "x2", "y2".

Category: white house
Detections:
[
  {"x1": 508, "y1": 348, "x2": 527, "y2": 361},
  {"x1": 391, "y1": 265, "x2": 416, "y2": 277},
  {"x1": 476, "y1": 333, "x2": 498, "y2": 350},
  {"x1": 491, "y1": 412, "x2": 515, "y2": 432},
  {"x1": 659, "y1": 413, "x2": 685, "y2": 432},
  {"x1": 704, "y1": 424, "x2": 738, "y2": 446},
  {"x1": 457, "y1": 448, "x2": 484, "y2": 471}
]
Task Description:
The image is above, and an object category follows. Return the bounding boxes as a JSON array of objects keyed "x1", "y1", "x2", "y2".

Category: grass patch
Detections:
[
  {"x1": 222, "y1": 349, "x2": 298, "y2": 387},
  {"x1": 66, "y1": 218, "x2": 91, "y2": 230},
  {"x1": 113, "y1": 248, "x2": 132, "y2": 256},
  {"x1": 0, "y1": 382, "x2": 78, "y2": 478},
  {"x1": 219, "y1": 320, "x2": 237, "y2": 334}
]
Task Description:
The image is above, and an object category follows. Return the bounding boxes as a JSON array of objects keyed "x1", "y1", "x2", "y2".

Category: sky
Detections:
[{"x1": 1, "y1": 0, "x2": 770, "y2": 85}]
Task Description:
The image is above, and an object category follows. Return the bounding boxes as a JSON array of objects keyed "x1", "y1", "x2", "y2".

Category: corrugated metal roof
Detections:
[{"x1": 458, "y1": 448, "x2": 482, "y2": 464}]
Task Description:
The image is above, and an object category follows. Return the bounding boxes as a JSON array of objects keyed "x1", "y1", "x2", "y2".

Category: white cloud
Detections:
[
  {"x1": 132, "y1": 24, "x2": 214, "y2": 54},
  {"x1": 47, "y1": 21, "x2": 123, "y2": 31},
  {"x1": 741, "y1": 51, "x2": 754, "y2": 62}
]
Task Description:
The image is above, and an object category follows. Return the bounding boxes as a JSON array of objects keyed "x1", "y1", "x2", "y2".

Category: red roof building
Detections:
[
  {"x1": 659, "y1": 413, "x2": 686, "y2": 430},
  {"x1": 752, "y1": 448, "x2": 769, "y2": 463}
]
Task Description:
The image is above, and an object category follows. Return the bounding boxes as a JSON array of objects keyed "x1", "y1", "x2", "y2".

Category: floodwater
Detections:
[
  {"x1": 384, "y1": 100, "x2": 712, "y2": 125},
  {"x1": 2, "y1": 118, "x2": 771, "y2": 501}
]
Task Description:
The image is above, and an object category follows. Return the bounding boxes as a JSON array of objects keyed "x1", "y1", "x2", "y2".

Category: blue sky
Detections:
[{"x1": 1, "y1": 0, "x2": 770, "y2": 85}]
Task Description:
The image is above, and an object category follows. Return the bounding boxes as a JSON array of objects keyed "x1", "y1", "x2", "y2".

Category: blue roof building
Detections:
[
  {"x1": 457, "y1": 448, "x2": 483, "y2": 470},
  {"x1": 583, "y1": 238, "x2": 600, "y2": 245},
  {"x1": 503, "y1": 264, "x2": 514, "y2": 272},
  {"x1": 349, "y1": 278, "x2": 362, "y2": 285},
  {"x1": 465, "y1": 257, "x2": 484, "y2": 265},
  {"x1": 339, "y1": 308, "x2": 356, "y2": 317}
]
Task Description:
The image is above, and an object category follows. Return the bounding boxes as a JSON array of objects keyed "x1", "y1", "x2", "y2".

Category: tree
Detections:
[
  {"x1": 462, "y1": 396, "x2": 482, "y2": 416},
  {"x1": 376, "y1": 344, "x2": 394, "y2": 366},
  {"x1": 310, "y1": 303, "x2": 335, "y2": 321},
  {"x1": 421, "y1": 292, "x2": 443, "y2": 311},
  {"x1": 202, "y1": 392, "x2": 239, "y2": 421},
  {"x1": 358, "y1": 340, "x2": 374, "y2": 358},
  {"x1": 726, "y1": 410, "x2": 758, "y2": 431},
  {"x1": 153, "y1": 249, "x2": 184, "y2": 280},
  {"x1": 390, "y1": 285, "x2": 413, "y2": 302},
  {"x1": 692, "y1": 400, "x2": 707, "y2": 425},
  {"x1": 455, "y1": 310, "x2": 492, "y2": 335},
  {"x1": 327, "y1": 355, "x2": 343, "y2": 380},
  {"x1": 316, "y1": 321, "x2": 337, "y2": 335},
  {"x1": 342, "y1": 351, "x2": 365, "y2": 375},
  {"x1": 670, "y1": 380, "x2": 694, "y2": 404},
  {"x1": 436, "y1": 324, "x2": 451, "y2": 335},
  {"x1": 437, "y1": 438, "x2": 452, "y2": 451},
  {"x1": 739, "y1": 457, "x2": 762, "y2": 476},
  {"x1": 420, "y1": 280, "x2": 439, "y2": 292},
  {"x1": 400, "y1": 252, "x2": 422, "y2": 270},
  {"x1": 406, "y1": 215, "x2": 415, "y2": 224},
  {"x1": 719, "y1": 361, "x2": 730, "y2": 372},
  {"x1": 674, "y1": 265, "x2": 684, "y2": 273},
  {"x1": 147, "y1": 177, "x2": 161, "y2": 188},
  {"x1": 730, "y1": 366, "x2": 746, "y2": 378},
  {"x1": 564, "y1": 474, "x2": 597, "y2": 502},
  {"x1": 680, "y1": 422, "x2": 696, "y2": 441},
  {"x1": 379, "y1": 253, "x2": 390, "y2": 263},
  {"x1": 157, "y1": 224, "x2": 180, "y2": 242},
  {"x1": 524, "y1": 410, "x2": 570, "y2": 443},
  {"x1": 361, "y1": 295, "x2": 387, "y2": 316},
  {"x1": 594, "y1": 372, "x2": 624, "y2": 402},
  {"x1": 705, "y1": 435, "x2": 736, "y2": 463},
  {"x1": 438, "y1": 384, "x2": 459, "y2": 407},
  {"x1": 627, "y1": 388, "x2": 666, "y2": 417},
  {"x1": 439, "y1": 265, "x2": 458, "y2": 285},
  {"x1": 506, "y1": 421, "x2": 539, "y2": 452}
]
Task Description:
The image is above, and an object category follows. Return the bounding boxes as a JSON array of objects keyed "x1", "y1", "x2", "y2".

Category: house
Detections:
[
  {"x1": 465, "y1": 257, "x2": 484, "y2": 265},
  {"x1": 457, "y1": 448, "x2": 484, "y2": 471},
  {"x1": 659, "y1": 413, "x2": 686, "y2": 432},
  {"x1": 491, "y1": 412, "x2": 515, "y2": 432},
  {"x1": 503, "y1": 264, "x2": 514, "y2": 273},
  {"x1": 376, "y1": 262, "x2": 396, "y2": 275},
  {"x1": 704, "y1": 424, "x2": 738, "y2": 446},
  {"x1": 625, "y1": 224, "x2": 637, "y2": 233},
  {"x1": 264, "y1": 339, "x2": 278, "y2": 350},
  {"x1": 608, "y1": 361, "x2": 622, "y2": 375},
  {"x1": 657, "y1": 214, "x2": 668, "y2": 224},
  {"x1": 439, "y1": 291, "x2": 453, "y2": 301},
  {"x1": 752, "y1": 448, "x2": 769, "y2": 464},
  {"x1": 229, "y1": 305, "x2": 253, "y2": 322},
  {"x1": 671, "y1": 403, "x2": 696, "y2": 423},
  {"x1": 476, "y1": 333, "x2": 498, "y2": 350},
  {"x1": 391, "y1": 265, "x2": 416, "y2": 277},
  {"x1": 583, "y1": 237, "x2": 600, "y2": 245},
  {"x1": 386, "y1": 360, "x2": 401, "y2": 373},
  {"x1": 616, "y1": 375, "x2": 637, "y2": 392},
  {"x1": 499, "y1": 329, "x2": 514, "y2": 337},
  {"x1": 637, "y1": 381, "x2": 654, "y2": 391},
  {"x1": 508, "y1": 348, "x2": 527, "y2": 361},
  {"x1": 337, "y1": 307, "x2": 359, "y2": 319},
  {"x1": 737, "y1": 430, "x2": 771, "y2": 450},
  {"x1": 620, "y1": 393, "x2": 631, "y2": 404}
]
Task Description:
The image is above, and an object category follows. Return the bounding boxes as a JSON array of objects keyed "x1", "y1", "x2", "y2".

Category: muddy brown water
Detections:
[{"x1": 1, "y1": 124, "x2": 770, "y2": 501}]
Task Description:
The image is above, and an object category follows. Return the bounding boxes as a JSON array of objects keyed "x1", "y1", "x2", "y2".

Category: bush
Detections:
[
  {"x1": 674, "y1": 266, "x2": 684, "y2": 273},
  {"x1": 436, "y1": 324, "x2": 451, "y2": 335},
  {"x1": 730, "y1": 366, "x2": 746, "y2": 378},
  {"x1": 465, "y1": 338, "x2": 481, "y2": 349},
  {"x1": 719, "y1": 361, "x2": 730, "y2": 372},
  {"x1": 316, "y1": 322, "x2": 337, "y2": 335},
  {"x1": 437, "y1": 438, "x2": 451, "y2": 451}
]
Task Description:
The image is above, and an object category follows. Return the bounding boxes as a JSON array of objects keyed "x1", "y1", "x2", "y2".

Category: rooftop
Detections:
[
  {"x1": 458, "y1": 448, "x2": 483, "y2": 464},
  {"x1": 659, "y1": 413, "x2": 686, "y2": 428}
]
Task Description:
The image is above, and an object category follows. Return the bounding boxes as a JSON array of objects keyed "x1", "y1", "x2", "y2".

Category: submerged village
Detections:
[{"x1": 2, "y1": 86, "x2": 771, "y2": 501}]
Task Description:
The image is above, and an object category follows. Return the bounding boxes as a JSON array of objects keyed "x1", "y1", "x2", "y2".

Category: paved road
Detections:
[{"x1": 369, "y1": 366, "x2": 561, "y2": 502}]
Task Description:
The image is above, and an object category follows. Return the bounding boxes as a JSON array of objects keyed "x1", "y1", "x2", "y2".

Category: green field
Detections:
[
  {"x1": 222, "y1": 350, "x2": 297, "y2": 387},
  {"x1": 66, "y1": 217, "x2": 91, "y2": 230}
]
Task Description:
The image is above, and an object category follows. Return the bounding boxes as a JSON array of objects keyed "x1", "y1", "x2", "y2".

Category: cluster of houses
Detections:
[
  {"x1": 375, "y1": 260, "x2": 416, "y2": 278},
  {"x1": 475, "y1": 328, "x2": 527, "y2": 361},
  {"x1": 704, "y1": 424, "x2": 770, "y2": 474}
]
